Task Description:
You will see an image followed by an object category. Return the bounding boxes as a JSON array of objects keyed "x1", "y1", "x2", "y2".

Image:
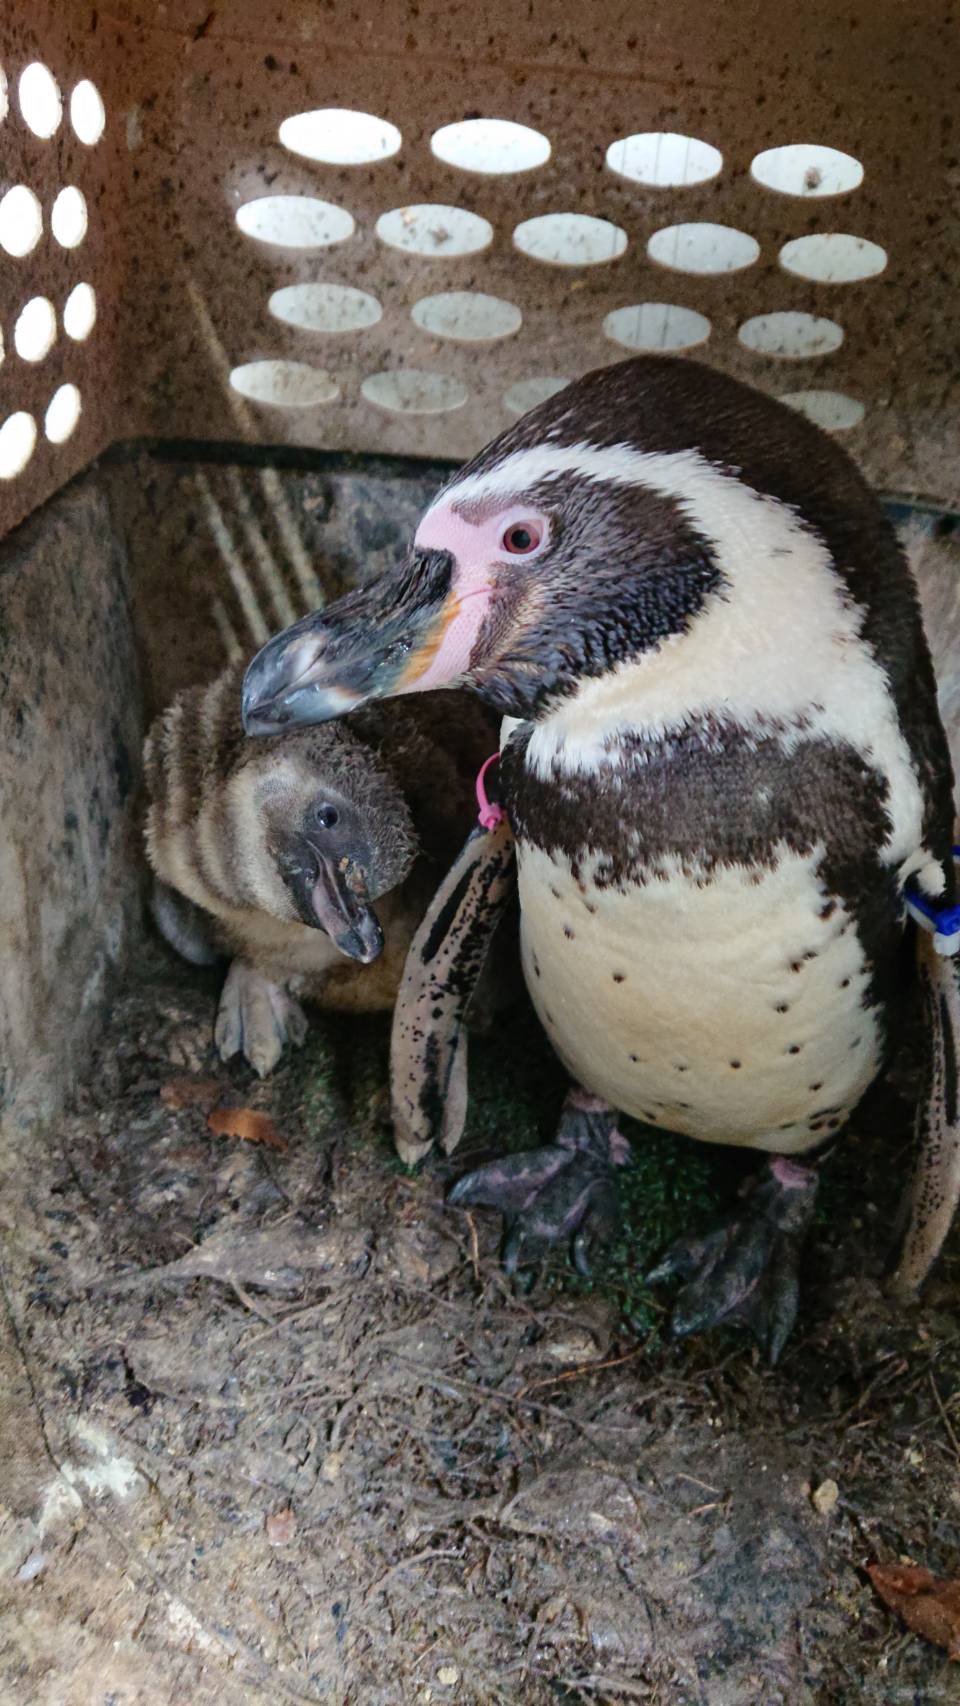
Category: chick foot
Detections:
[
  {"x1": 646, "y1": 1157, "x2": 818, "y2": 1365},
  {"x1": 448, "y1": 1089, "x2": 630, "y2": 1275},
  {"x1": 215, "y1": 960, "x2": 309, "y2": 1077}
]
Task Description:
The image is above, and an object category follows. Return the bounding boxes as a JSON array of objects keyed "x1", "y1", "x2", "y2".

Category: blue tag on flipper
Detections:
[{"x1": 904, "y1": 848, "x2": 960, "y2": 956}]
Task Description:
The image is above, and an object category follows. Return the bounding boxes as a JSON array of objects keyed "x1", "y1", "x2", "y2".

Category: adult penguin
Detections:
[{"x1": 241, "y1": 356, "x2": 960, "y2": 1361}]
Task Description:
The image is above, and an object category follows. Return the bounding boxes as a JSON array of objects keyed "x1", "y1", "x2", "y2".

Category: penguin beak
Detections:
[
  {"x1": 279, "y1": 836, "x2": 384, "y2": 963},
  {"x1": 242, "y1": 549, "x2": 456, "y2": 735},
  {"x1": 310, "y1": 856, "x2": 384, "y2": 964}
]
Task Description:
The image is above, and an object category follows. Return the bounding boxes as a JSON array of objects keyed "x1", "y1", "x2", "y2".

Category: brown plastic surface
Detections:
[{"x1": 1, "y1": 0, "x2": 958, "y2": 543}]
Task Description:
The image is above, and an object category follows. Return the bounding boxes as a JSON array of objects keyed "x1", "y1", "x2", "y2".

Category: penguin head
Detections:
[
  {"x1": 242, "y1": 353, "x2": 880, "y2": 731},
  {"x1": 241, "y1": 360, "x2": 735, "y2": 728},
  {"x1": 222, "y1": 727, "x2": 416, "y2": 962}
]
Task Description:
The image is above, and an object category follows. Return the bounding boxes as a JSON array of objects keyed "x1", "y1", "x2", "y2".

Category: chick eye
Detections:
[
  {"x1": 314, "y1": 804, "x2": 340, "y2": 830},
  {"x1": 501, "y1": 521, "x2": 543, "y2": 555}
]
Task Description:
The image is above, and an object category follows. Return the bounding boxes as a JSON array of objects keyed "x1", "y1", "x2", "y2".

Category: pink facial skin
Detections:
[{"x1": 401, "y1": 500, "x2": 550, "y2": 693}]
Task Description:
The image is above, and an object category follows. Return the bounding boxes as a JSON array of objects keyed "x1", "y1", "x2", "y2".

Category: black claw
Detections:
[
  {"x1": 502, "y1": 1220, "x2": 524, "y2": 1276},
  {"x1": 572, "y1": 1229, "x2": 592, "y2": 1278}
]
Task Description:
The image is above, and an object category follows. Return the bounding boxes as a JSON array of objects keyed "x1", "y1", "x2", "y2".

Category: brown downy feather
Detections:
[{"x1": 144, "y1": 660, "x2": 500, "y2": 1011}]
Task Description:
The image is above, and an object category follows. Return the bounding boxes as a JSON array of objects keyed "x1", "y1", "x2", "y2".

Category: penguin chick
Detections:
[{"x1": 144, "y1": 660, "x2": 498, "y2": 1075}]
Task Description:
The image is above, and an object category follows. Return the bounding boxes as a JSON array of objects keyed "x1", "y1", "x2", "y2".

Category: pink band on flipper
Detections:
[{"x1": 476, "y1": 753, "x2": 505, "y2": 831}]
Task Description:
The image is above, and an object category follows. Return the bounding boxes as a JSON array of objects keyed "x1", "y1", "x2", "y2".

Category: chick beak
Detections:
[
  {"x1": 310, "y1": 858, "x2": 384, "y2": 964},
  {"x1": 242, "y1": 549, "x2": 455, "y2": 736},
  {"x1": 280, "y1": 836, "x2": 384, "y2": 963}
]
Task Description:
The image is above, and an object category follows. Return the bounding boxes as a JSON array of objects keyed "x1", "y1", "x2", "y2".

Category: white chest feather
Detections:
[{"x1": 518, "y1": 842, "x2": 884, "y2": 1153}]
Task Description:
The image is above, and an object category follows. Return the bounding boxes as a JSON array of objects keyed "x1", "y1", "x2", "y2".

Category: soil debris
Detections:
[{"x1": 2, "y1": 943, "x2": 959, "y2": 1704}]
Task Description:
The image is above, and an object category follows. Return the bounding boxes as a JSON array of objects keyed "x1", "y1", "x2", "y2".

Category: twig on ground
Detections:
[{"x1": 929, "y1": 1371, "x2": 960, "y2": 1462}]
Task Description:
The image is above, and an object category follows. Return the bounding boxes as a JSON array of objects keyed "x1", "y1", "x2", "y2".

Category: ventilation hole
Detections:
[
  {"x1": 411, "y1": 290, "x2": 521, "y2": 343},
  {"x1": 229, "y1": 360, "x2": 340, "y2": 407},
  {"x1": 0, "y1": 411, "x2": 37, "y2": 479},
  {"x1": 504, "y1": 376, "x2": 570, "y2": 415},
  {"x1": 606, "y1": 132, "x2": 722, "y2": 188},
  {"x1": 70, "y1": 79, "x2": 105, "y2": 145},
  {"x1": 19, "y1": 62, "x2": 61, "y2": 138},
  {"x1": 647, "y1": 222, "x2": 759, "y2": 275},
  {"x1": 361, "y1": 369, "x2": 468, "y2": 415},
  {"x1": 268, "y1": 283, "x2": 382, "y2": 334},
  {"x1": 603, "y1": 302, "x2": 711, "y2": 352},
  {"x1": 514, "y1": 212, "x2": 627, "y2": 267},
  {"x1": 375, "y1": 204, "x2": 492, "y2": 258},
  {"x1": 278, "y1": 108, "x2": 400, "y2": 165},
  {"x1": 0, "y1": 185, "x2": 42, "y2": 257},
  {"x1": 14, "y1": 296, "x2": 57, "y2": 362},
  {"x1": 738, "y1": 311, "x2": 844, "y2": 359},
  {"x1": 51, "y1": 186, "x2": 88, "y2": 249},
  {"x1": 750, "y1": 143, "x2": 864, "y2": 199},
  {"x1": 236, "y1": 196, "x2": 355, "y2": 250},
  {"x1": 430, "y1": 117, "x2": 550, "y2": 175},
  {"x1": 779, "y1": 233, "x2": 887, "y2": 284},
  {"x1": 63, "y1": 282, "x2": 96, "y2": 341},
  {"x1": 44, "y1": 383, "x2": 81, "y2": 444},
  {"x1": 780, "y1": 390, "x2": 865, "y2": 430}
]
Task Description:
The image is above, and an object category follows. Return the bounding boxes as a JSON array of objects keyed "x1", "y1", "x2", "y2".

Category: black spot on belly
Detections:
[
  {"x1": 820, "y1": 900, "x2": 837, "y2": 919},
  {"x1": 840, "y1": 977, "x2": 850, "y2": 989},
  {"x1": 787, "y1": 1043, "x2": 802, "y2": 1055},
  {"x1": 532, "y1": 959, "x2": 541, "y2": 978},
  {"x1": 790, "y1": 961, "x2": 803, "y2": 974},
  {"x1": 809, "y1": 1081, "x2": 823, "y2": 1093},
  {"x1": 675, "y1": 1062, "x2": 688, "y2": 1072},
  {"x1": 775, "y1": 1002, "x2": 790, "y2": 1014},
  {"x1": 584, "y1": 900, "x2": 597, "y2": 915},
  {"x1": 612, "y1": 972, "x2": 625, "y2": 983},
  {"x1": 730, "y1": 1060, "x2": 741, "y2": 1070},
  {"x1": 550, "y1": 886, "x2": 561, "y2": 900},
  {"x1": 563, "y1": 925, "x2": 574, "y2": 939}
]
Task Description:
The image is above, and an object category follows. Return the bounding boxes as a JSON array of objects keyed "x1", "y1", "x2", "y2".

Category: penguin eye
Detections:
[
  {"x1": 501, "y1": 521, "x2": 543, "y2": 556},
  {"x1": 314, "y1": 804, "x2": 340, "y2": 830}
]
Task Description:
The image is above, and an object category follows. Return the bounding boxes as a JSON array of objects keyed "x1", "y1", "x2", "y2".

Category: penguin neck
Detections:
[
  {"x1": 522, "y1": 512, "x2": 868, "y2": 780},
  {"x1": 512, "y1": 517, "x2": 936, "y2": 890}
]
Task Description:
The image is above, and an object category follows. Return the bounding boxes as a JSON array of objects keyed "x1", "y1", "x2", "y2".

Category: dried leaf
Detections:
[
  {"x1": 265, "y1": 1506, "x2": 296, "y2": 1546},
  {"x1": 812, "y1": 1478, "x2": 839, "y2": 1516},
  {"x1": 207, "y1": 1105, "x2": 287, "y2": 1151},
  {"x1": 868, "y1": 1562, "x2": 960, "y2": 1659},
  {"x1": 160, "y1": 1076, "x2": 222, "y2": 1112}
]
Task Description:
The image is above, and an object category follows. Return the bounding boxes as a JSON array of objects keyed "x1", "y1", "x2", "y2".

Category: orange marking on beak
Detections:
[{"x1": 396, "y1": 596, "x2": 460, "y2": 689}]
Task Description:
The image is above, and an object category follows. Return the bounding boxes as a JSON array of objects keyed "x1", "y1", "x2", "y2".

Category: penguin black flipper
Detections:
[
  {"x1": 390, "y1": 815, "x2": 515, "y2": 1165},
  {"x1": 149, "y1": 878, "x2": 223, "y2": 967},
  {"x1": 891, "y1": 931, "x2": 960, "y2": 1296}
]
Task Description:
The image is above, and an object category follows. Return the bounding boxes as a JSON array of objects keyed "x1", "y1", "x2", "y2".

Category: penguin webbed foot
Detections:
[
  {"x1": 448, "y1": 1091, "x2": 629, "y2": 1277},
  {"x1": 647, "y1": 1156, "x2": 818, "y2": 1365},
  {"x1": 215, "y1": 960, "x2": 309, "y2": 1078}
]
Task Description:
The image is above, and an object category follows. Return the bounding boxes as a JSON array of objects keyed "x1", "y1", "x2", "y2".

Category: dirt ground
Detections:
[{"x1": 2, "y1": 943, "x2": 960, "y2": 1705}]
